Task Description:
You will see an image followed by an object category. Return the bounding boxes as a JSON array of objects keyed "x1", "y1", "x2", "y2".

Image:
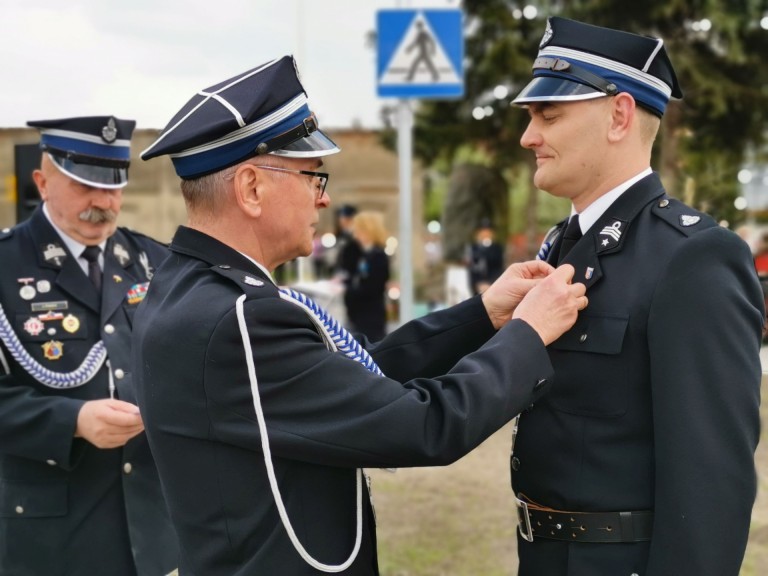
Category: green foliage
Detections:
[{"x1": 385, "y1": 0, "x2": 768, "y2": 231}]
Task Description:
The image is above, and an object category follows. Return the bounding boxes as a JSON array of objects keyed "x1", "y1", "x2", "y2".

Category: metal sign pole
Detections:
[{"x1": 397, "y1": 99, "x2": 414, "y2": 324}]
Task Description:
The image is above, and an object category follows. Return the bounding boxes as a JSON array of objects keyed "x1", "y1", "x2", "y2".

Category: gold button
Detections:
[
  {"x1": 123, "y1": 462, "x2": 133, "y2": 474},
  {"x1": 15, "y1": 506, "x2": 24, "y2": 514}
]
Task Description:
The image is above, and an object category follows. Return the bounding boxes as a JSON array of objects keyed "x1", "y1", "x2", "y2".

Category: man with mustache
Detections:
[{"x1": 0, "y1": 117, "x2": 178, "y2": 575}]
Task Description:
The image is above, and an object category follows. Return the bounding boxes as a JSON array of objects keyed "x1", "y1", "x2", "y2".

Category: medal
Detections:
[
  {"x1": 23, "y1": 317, "x2": 45, "y2": 336},
  {"x1": 36, "y1": 280, "x2": 51, "y2": 293},
  {"x1": 19, "y1": 285, "x2": 36, "y2": 300},
  {"x1": 42, "y1": 340, "x2": 64, "y2": 361},
  {"x1": 62, "y1": 314, "x2": 80, "y2": 334}
]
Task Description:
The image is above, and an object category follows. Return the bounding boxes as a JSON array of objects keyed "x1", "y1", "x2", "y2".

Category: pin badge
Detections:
[
  {"x1": 19, "y1": 285, "x2": 36, "y2": 300},
  {"x1": 42, "y1": 340, "x2": 64, "y2": 361},
  {"x1": 23, "y1": 317, "x2": 45, "y2": 336},
  {"x1": 62, "y1": 314, "x2": 80, "y2": 334},
  {"x1": 38, "y1": 311, "x2": 64, "y2": 322},
  {"x1": 113, "y1": 274, "x2": 123, "y2": 283},
  {"x1": 126, "y1": 282, "x2": 149, "y2": 305},
  {"x1": 585, "y1": 267, "x2": 594, "y2": 280},
  {"x1": 36, "y1": 280, "x2": 51, "y2": 293}
]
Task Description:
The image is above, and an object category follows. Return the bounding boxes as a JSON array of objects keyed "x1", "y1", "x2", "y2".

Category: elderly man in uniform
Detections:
[
  {"x1": 0, "y1": 117, "x2": 178, "y2": 575},
  {"x1": 134, "y1": 55, "x2": 588, "y2": 575},
  {"x1": 509, "y1": 17, "x2": 764, "y2": 576}
]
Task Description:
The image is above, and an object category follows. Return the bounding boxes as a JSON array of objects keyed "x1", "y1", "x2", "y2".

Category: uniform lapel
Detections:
[
  {"x1": 29, "y1": 208, "x2": 101, "y2": 313},
  {"x1": 556, "y1": 173, "x2": 666, "y2": 291}
]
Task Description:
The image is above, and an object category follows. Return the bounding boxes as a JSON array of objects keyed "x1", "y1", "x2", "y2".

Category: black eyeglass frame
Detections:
[{"x1": 254, "y1": 165, "x2": 329, "y2": 200}]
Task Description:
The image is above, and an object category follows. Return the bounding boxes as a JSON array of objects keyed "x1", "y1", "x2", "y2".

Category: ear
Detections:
[
  {"x1": 607, "y1": 93, "x2": 636, "y2": 143},
  {"x1": 232, "y1": 164, "x2": 264, "y2": 219},
  {"x1": 32, "y1": 169, "x2": 48, "y2": 201}
]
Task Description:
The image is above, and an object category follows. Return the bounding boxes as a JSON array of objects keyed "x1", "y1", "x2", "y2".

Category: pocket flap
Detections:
[
  {"x1": 550, "y1": 313, "x2": 628, "y2": 355},
  {"x1": 0, "y1": 481, "x2": 67, "y2": 518}
]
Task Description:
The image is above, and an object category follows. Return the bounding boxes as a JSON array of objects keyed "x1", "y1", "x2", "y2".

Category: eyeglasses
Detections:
[{"x1": 255, "y1": 165, "x2": 329, "y2": 200}]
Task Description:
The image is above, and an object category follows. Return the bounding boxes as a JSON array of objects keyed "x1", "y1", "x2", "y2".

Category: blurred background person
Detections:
[
  {"x1": 346, "y1": 210, "x2": 391, "y2": 341},
  {"x1": 464, "y1": 217, "x2": 505, "y2": 295}
]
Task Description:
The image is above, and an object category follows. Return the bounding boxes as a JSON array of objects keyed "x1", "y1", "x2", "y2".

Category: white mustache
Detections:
[{"x1": 79, "y1": 208, "x2": 117, "y2": 224}]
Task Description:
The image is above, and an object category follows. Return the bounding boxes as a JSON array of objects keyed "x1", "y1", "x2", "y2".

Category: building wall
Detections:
[{"x1": 0, "y1": 127, "x2": 424, "y2": 274}]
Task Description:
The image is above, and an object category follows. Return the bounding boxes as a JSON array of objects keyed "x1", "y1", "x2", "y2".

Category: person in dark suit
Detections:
[
  {"x1": 464, "y1": 217, "x2": 505, "y2": 295},
  {"x1": 345, "y1": 210, "x2": 390, "y2": 341},
  {"x1": 509, "y1": 17, "x2": 764, "y2": 576},
  {"x1": 134, "y1": 55, "x2": 588, "y2": 576},
  {"x1": 0, "y1": 116, "x2": 178, "y2": 576}
]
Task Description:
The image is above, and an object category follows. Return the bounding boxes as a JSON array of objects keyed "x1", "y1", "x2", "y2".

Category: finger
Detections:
[
  {"x1": 579, "y1": 296, "x2": 589, "y2": 310},
  {"x1": 105, "y1": 400, "x2": 141, "y2": 415},
  {"x1": 524, "y1": 260, "x2": 555, "y2": 278},
  {"x1": 102, "y1": 410, "x2": 144, "y2": 428},
  {"x1": 551, "y1": 263, "x2": 576, "y2": 282}
]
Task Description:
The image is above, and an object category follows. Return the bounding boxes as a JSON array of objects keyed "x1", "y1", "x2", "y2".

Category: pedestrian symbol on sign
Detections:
[{"x1": 379, "y1": 12, "x2": 461, "y2": 87}]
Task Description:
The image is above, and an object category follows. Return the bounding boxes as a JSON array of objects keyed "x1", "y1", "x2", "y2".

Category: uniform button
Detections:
[
  {"x1": 2, "y1": 228, "x2": 9, "y2": 233},
  {"x1": 114, "y1": 368, "x2": 125, "y2": 379},
  {"x1": 511, "y1": 456, "x2": 521, "y2": 471},
  {"x1": 218, "y1": 264, "x2": 231, "y2": 269},
  {"x1": 15, "y1": 506, "x2": 24, "y2": 514},
  {"x1": 658, "y1": 199, "x2": 669, "y2": 208},
  {"x1": 534, "y1": 378, "x2": 547, "y2": 391},
  {"x1": 47, "y1": 328, "x2": 56, "y2": 335},
  {"x1": 579, "y1": 333, "x2": 588, "y2": 343},
  {"x1": 46, "y1": 459, "x2": 57, "y2": 466},
  {"x1": 630, "y1": 573, "x2": 639, "y2": 576},
  {"x1": 123, "y1": 462, "x2": 133, "y2": 474},
  {"x1": 104, "y1": 324, "x2": 115, "y2": 334}
]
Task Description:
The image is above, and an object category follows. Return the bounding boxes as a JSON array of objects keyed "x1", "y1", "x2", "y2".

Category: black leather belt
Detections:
[{"x1": 515, "y1": 494, "x2": 653, "y2": 543}]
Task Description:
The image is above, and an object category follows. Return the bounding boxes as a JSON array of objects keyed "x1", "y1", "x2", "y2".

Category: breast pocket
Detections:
[
  {"x1": 0, "y1": 480, "x2": 68, "y2": 518},
  {"x1": 547, "y1": 313, "x2": 629, "y2": 417}
]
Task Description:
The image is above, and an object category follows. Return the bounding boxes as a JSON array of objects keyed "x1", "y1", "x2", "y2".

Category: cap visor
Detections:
[
  {"x1": 49, "y1": 154, "x2": 128, "y2": 189},
  {"x1": 270, "y1": 129, "x2": 341, "y2": 158},
  {"x1": 513, "y1": 76, "x2": 607, "y2": 105}
]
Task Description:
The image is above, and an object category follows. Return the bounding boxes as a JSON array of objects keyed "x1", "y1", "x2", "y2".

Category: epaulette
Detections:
[
  {"x1": 651, "y1": 196, "x2": 716, "y2": 237},
  {"x1": 209, "y1": 264, "x2": 278, "y2": 299},
  {"x1": 0, "y1": 226, "x2": 14, "y2": 240}
]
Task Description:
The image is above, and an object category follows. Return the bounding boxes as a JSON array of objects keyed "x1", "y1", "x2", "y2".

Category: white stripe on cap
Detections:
[
  {"x1": 169, "y1": 93, "x2": 308, "y2": 158},
  {"x1": 643, "y1": 39, "x2": 664, "y2": 73},
  {"x1": 141, "y1": 57, "x2": 281, "y2": 157},
  {"x1": 539, "y1": 46, "x2": 672, "y2": 97},
  {"x1": 39, "y1": 128, "x2": 131, "y2": 147}
]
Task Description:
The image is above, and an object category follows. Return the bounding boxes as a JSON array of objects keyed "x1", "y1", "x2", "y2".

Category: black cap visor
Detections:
[
  {"x1": 270, "y1": 129, "x2": 341, "y2": 158},
  {"x1": 47, "y1": 153, "x2": 129, "y2": 189},
  {"x1": 513, "y1": 76, "x2": 608, "y2": 105}
]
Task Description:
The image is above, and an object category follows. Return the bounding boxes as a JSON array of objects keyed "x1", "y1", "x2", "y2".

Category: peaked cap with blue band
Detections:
[
  {"x1": 27, "y1": 116, "x2": 136, "y2": 189},
  {"x1": 141, "y1": 55, "x2": 340, "y2": 179},
  {"x1": 513, "y1": 17, "x2": 682, "y2": 117}
]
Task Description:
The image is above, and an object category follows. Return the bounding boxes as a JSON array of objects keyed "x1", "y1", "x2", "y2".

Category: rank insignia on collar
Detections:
[
  {"x1": 113, "y1": 243, "x2": 131, "y2": 266},
  {"x1": 596, "y1": 219, "x2": 627, "y2": 253},
  {"x1": 42, "y1": 340, "x2": 64, "y2": 361},
  {"x1": 680, "y1": 214, "x2": 701, "y2": 227},
  {"x1": 42, "y1": 243, "x2": 67, "y2": 267},
  {"x1": 139, "y1": 251, "x2": 154, "y2": 280}
]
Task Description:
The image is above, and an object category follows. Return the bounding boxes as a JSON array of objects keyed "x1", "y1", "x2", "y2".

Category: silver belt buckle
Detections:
[{"x1": 515, "y1": 496, "x2": 534, "y2": 542}]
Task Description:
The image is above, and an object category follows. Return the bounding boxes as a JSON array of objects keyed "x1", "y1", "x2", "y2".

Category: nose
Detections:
[
  {"x1": 520, "y1": 120, "x2": 540, "y2": 150},
  {"x1": 317, "y1": 191, "x2": 331, "y2": 209},
  {"x1": 90, "y1": 188, "x2": 116, "y2": 208}
]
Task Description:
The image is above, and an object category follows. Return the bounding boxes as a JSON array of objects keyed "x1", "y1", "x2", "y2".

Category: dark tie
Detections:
[
  {"x1": 557, "y1": 215, "x2": 582, "y2": 264},
  {"x1": 81, "y1": 245, "x2": 102, "y2": 292}
]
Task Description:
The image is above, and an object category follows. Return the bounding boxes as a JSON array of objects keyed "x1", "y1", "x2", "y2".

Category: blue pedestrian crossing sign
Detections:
[{"x1": 377, "y1": 9, "x2": 464, "y2": 99}]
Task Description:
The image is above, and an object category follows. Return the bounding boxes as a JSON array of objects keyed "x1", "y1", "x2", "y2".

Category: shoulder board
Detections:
[
  {"x1": 209, "y1": 264, "x2": 278, "y2": 299},
  {"x1": 0, "y1": 226, "x2": 14, "y2": 240},
  {"x1": 651, "y1": 197, "x2": 716, "y2": 236}
]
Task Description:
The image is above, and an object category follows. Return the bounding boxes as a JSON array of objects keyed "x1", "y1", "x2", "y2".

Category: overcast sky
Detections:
[{"x1": 0, "y1": 0, "x2": 461, "y2": 130}]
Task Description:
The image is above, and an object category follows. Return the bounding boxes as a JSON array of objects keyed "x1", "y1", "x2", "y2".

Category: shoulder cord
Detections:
[
  {"x1": 0, "y1": 302, "x2": 106, "y2": 388},
  {"x1": 234, "y1": 289, "x2": 384, "y2": 572}
]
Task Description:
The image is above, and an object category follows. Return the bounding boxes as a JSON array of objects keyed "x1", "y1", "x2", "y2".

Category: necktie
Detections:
[
  {"x1": 81, "y1": 245, "x2": 102, "y2": 292},
  {"x1": 557, "y1": 215, "x2": 582, "y2": 264}
]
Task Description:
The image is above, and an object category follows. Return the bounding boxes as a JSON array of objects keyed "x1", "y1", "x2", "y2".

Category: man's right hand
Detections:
[
  {"x1": 512, "y1": 264, "x2": 587, "y2": 345},
  {"x1": 75, "y1": 399, "x2": 144, "y2": 449}
]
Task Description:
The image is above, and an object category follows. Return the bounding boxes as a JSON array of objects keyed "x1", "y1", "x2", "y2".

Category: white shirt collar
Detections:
[
  {"x1": 42, "y1": 203, "x2": 106, "y2": 270},
  {"x1": 238, "y1": 251, "x2": 277, "y2": 286},
  {"x1": 572, "y1": 168, "x2": 653, "y2": 233}
]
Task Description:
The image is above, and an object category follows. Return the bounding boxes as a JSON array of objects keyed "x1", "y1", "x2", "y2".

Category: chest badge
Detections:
[
  {"x1": 24, "y1": 316, "x2": 45, "y2": 336},
  {"x1": 42, "y1": 340, "x2": 64, "y2": 361},
  {"x1": 18, "y1": 278, "x2": 36, "y2": 301},
  {"x1": 62, "y1": 314, "x2": 81, "y2": 334},
  {"x1": 126, "y1": 282, "x2": 149, "y2": 305}
]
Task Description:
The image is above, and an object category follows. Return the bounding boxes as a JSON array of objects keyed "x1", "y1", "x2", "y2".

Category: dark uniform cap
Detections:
[
  {"x1": 336, "y1": 204, "x2": 358, "y2": 218},
  {"x1": 27, "y1": 116, "x2": 136, "y2": 189},
  {"x1": 141, "y1": 55, "x2": 340, "y2": 180},
  {"x1": 513, "y1": 17, "x2": 682, "y2": 117}
]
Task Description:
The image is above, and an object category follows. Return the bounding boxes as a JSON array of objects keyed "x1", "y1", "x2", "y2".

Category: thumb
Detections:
[{"x1": 552, "y1": 264, "x2": 576, "y2": 283}]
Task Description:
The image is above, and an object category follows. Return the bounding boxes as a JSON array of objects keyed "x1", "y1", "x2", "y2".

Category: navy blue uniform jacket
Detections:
[
  {"x1": 133, "y1": 226, "x2": 555, "y2": 575},
  {"x1": 0, "y1": 207, "x2": 178, "y2": 576},
  {"x1": 513, "y1": 173, "x2": 764, "y2": 576}
]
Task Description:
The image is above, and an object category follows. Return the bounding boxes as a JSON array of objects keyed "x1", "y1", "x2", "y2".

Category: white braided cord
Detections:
[{"x1": 0, "y1": 302, "x2": 106, "y2": 388}]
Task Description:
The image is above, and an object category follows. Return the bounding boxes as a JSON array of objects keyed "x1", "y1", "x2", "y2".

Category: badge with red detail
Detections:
[
  {"x1": 23, "y1": 316, "x2": 45, "y2": 336},
  {"x1": 42, "y1": 340, "x2": 64, "y2": 360},
  {"x1": 126, "y1": 282, "x2": 149, "y2": 305}
]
